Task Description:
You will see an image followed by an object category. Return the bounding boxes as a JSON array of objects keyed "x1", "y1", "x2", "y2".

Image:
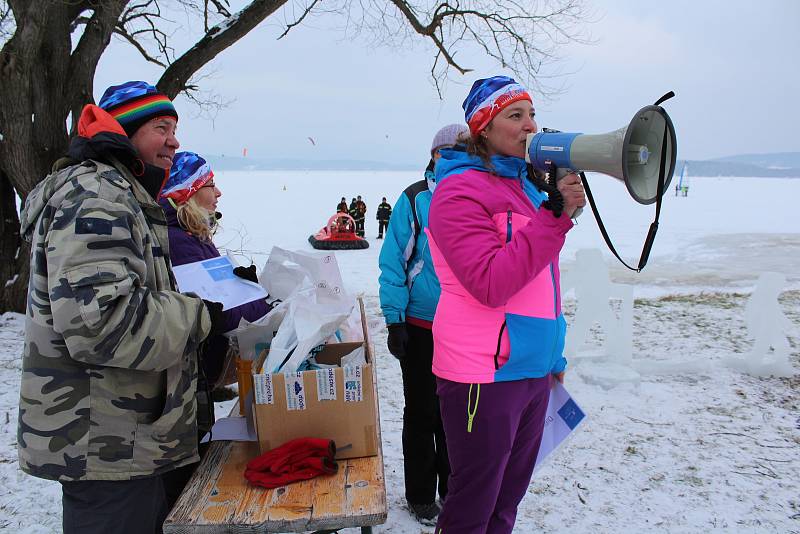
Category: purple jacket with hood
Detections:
[{"x1": 159, "y1": 199, "x2": 270, "y2": 332}]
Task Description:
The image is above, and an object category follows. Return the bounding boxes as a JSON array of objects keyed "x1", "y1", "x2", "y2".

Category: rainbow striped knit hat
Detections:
[{"x1": 98, "y1": 81, "x2": 178, "y2": 137}]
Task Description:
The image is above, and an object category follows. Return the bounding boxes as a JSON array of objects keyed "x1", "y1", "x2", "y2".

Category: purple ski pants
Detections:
[{"x1": 434, "y1": 376, "x2": 550, "y2": 534}]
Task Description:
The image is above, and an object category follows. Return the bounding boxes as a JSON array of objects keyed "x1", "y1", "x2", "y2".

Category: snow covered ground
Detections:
[{"x1": 1, "y1": 173, "x2": 799, "y2": 533}]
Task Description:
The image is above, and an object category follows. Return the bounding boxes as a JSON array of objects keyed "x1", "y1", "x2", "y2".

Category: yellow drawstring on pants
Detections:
[{"x1": 466, "y1": 383, "x2": 480, "y2": 433}]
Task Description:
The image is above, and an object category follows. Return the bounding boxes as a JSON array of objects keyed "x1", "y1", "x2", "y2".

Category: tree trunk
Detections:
[
  {"x1": 0, "y1": 170, "x2": 28, "y2": 313},
  {"x1": 0, "y1": 2, "x2": 124, "y2": 312},
  {"x1": 0, "y1": 4, "x2": 75, "y2": 312}
]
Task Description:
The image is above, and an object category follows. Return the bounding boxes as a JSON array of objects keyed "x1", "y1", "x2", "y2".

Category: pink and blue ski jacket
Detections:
[{"x1": 427, "y1": 147, "x2": 573, "y2": 383}]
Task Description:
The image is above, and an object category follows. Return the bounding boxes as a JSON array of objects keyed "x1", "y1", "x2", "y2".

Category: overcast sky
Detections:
[{"x1": 93, "y1": 0, "x2": 799, "y2": 165}]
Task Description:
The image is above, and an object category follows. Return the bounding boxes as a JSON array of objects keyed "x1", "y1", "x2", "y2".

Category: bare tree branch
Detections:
[
  {"x1": 181, "y1": 70, "x2": 235, "y2": 123},
  {"x1": 67, "y1": 1, "x2": 129, "y2": 131},
  {"x1": 113, "y1": 21, "x2": 167, "y2": 66},
  {"x1": 158, "y1": 0, "x2": 290, "y2": 98},
  {"x1": 334, "y1": 0, "x2": 592, "y2": 97},
  {"x1": 207, "y1": 0, "x2": 232, "y2": 19},
  {"x1": 389, "y1": 0, "x2": 472, "y2": 74},
  {"x1": 116, "y1": 0, "x2": 177, "y2": 64},
  {"x1": 278, "y1": 0, "x2": 322, "y2": 39}
]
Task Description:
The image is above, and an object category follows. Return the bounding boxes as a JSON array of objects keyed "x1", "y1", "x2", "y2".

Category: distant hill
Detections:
[
  {"x1": 712, "y1": 152, "x2": 800, "y2": 169},
  {"x1": 204, "y1": 152, "x2": 800, "y2": 177},
  {"x1": 679, "y1": 152, "x2": 800, "y2": 178},
  {"x1": 205, "y1": 155, "x2": 417, "y2": 172}
]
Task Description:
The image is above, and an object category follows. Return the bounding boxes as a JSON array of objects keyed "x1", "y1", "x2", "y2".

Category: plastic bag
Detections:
[{"x1": 257, "y1": 247, "x2": 355, "y2": 373}]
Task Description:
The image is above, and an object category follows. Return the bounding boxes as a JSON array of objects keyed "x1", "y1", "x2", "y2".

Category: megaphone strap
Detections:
[
  {"x1": 582, "y1": 111, "x2": 670, "y2": 272},
  {"x1": 639, "y1": 117, "x2": 671, "y2": 267},
  {"x1": 654, "y1": 91, "x2": 675, "y2": 107},
  {"x1": 581, "y1": 172, "x2": 634, "y2": 271},
  {"x1": 580, "y1": 125, "x2": 667, "y2": 273}
]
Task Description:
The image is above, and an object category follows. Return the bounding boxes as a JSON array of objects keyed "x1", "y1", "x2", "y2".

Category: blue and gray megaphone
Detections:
[{"x1": 526, "y1": 104, "x2": 677, "y2": 218}]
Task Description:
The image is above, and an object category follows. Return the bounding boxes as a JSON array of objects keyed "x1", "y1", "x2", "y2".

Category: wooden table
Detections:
[
  {"x1": 165, "y1": 298, "x2": 386, "y2": 533},
  {"x1": 163, "y1": 437, "x2": 386, "y2": 533}
]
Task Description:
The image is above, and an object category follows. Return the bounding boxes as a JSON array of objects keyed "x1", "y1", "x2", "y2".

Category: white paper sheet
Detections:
[
  {"x1": 535, "y1": 383, "x2": 586, "y2": 470},
  {"x1": 200, "y1": 416, "x2": 257, "y2": 443},
  {"x1": 172, "y1": 255, "x2": 268, "y2": 310}
]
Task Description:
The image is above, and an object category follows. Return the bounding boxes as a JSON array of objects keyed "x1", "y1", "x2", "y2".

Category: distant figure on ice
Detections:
[
  {"x1": 354, "y1": 195, "x2": 367, "y2": 237},
  {"x1": 727, "y1": 272, "x2": 794, "y2": 377},
  {"x1": 337, "y1": 196, "x2": 348, "y2": 213},
  {"x1": 348, "y1": 197, "x2": 358, "y2": 223},
  {"x1": 427, "y1": 76, "x2": 585, "y2": 534},
  {"x1": 376, "y1": 197, "x2": 392, "y2": 238},
  {"x1": 675, "y1": 163, "x2": 689, "y2": 197},
  {"x1": 378, "y1": 122, "x2": 468, "y2": 525}
]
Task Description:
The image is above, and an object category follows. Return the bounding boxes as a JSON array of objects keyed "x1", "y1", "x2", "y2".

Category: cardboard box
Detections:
[{"x1": 250, "y1": 300, "x2": 378, "y2": 460}]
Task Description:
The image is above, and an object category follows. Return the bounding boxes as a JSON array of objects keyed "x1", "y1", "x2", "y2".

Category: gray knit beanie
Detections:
[{"x1": 430, "y1": 123, "x2": 469, "y2": 157}]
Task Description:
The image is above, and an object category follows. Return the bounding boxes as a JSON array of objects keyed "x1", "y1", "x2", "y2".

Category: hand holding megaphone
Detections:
[{"x1": 556, "y1": 172, "x2": 587, "y2": 219}]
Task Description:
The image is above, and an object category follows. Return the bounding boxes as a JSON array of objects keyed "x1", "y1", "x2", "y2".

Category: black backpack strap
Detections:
[{"x1": 403, "y1": 178, "x2": 428, "y2": 241}]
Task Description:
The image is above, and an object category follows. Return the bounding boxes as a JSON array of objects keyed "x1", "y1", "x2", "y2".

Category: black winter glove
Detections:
[
  {"x1": 528, "y1": 164, "x2": 564, "y2": 218},
  {"x1": 202, "y1": 299, "x2": 227, "y2": 340},
  {"x1": 387, "y1": 323, "x2": 409, "y2": 360},
  {"x1": 233, "y1": 265, "x2": 259, "y2": 283}
]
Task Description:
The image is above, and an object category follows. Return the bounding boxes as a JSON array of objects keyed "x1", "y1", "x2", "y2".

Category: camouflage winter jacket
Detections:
[{"x1": 18, "y1": 117, "x2": 212, "y2": 481}]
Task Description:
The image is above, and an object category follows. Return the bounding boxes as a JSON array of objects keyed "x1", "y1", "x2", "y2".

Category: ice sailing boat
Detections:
[{"x1": 675, "y1": 162, "x2": 689, "y2": 197}]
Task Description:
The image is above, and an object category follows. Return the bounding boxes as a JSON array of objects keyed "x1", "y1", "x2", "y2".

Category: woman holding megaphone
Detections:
[{"x1": 426, "y1": 75, "x2": 585, "y2": 534}]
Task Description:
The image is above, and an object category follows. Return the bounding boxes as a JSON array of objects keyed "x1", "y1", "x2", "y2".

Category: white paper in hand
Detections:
[
  {"x1": 534, "y1": 382, "x2": 586, "y2": 471},
  {"x1": 172, "y1": 255, "x2": 268, "y2": 310}
]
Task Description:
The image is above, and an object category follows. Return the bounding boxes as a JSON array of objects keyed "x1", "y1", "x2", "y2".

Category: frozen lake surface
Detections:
[{"x1": 1, "y1": 172, "x2": 798, "y2": 533}]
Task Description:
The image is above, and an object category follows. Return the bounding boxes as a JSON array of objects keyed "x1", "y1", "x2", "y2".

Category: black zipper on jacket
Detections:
[
  {"x1": 506, "y1": 210, "x2": 512, "y2": 243},
  {"x1": 494, "y1": 321, "x2": 506, "y2": 370}
]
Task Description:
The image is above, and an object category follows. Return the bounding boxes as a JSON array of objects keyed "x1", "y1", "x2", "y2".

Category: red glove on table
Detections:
[{"x1": 244, "y1": 437, "x2": 337, "y2": 489}]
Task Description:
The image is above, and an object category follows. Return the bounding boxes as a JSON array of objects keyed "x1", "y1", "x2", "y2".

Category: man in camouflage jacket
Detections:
[{"x1": 18, "y1": 82, "x2": 223, "y2": 533}]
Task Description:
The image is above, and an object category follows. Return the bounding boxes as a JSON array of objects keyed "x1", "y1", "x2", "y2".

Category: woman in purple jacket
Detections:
[
  {"x1": 427, "y1": 76, "x2": 586, "y2": 534},
  {"x1": 159, "y1": 151, "x2": 271, "y2": 375},
  {"x1": 159, "y1": 151, "x2": 270, "y2": 421},
  {"x1": 157, "y1": 151, "x2": 272, "y2": 501}
]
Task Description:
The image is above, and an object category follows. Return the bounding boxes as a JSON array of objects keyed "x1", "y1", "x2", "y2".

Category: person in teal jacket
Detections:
[{"x1": 377, "y1": 123, "x2": 468, "y2": 525}]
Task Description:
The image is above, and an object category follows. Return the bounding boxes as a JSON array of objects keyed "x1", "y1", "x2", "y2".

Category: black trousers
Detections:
[
  {"x1": 377, "y1": 220, "x2": 389, "y2": 237},
  {"x1": 61, "y1": 461, "x2": 203, "y2": 534},
  {"x1": 355, "y1": 217, "x2": 365, "y2": 237},
  {"x1": 399, "y1": 322, "x2": 450, "y2": 505},
  {"x1": 62, "y1": 475, "x2": 171, "y2": 534}
]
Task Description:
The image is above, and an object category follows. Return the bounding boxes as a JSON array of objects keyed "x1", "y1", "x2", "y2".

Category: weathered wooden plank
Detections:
[
  {"x1": 306, "y1": 458, "x2": 347, "y2": 522},
  {"x1": 164, "y1": 440, "x2": 231, "y2": 529},
  {"x1": 164, "y1": 315, "x2": 387, "y2": 533},
  {"x1": 202, "y1": 442, "x2": 261, "y2": 525},
  {"x1": 165, "y1": 443, "x2": 386, "y2": 534}
]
